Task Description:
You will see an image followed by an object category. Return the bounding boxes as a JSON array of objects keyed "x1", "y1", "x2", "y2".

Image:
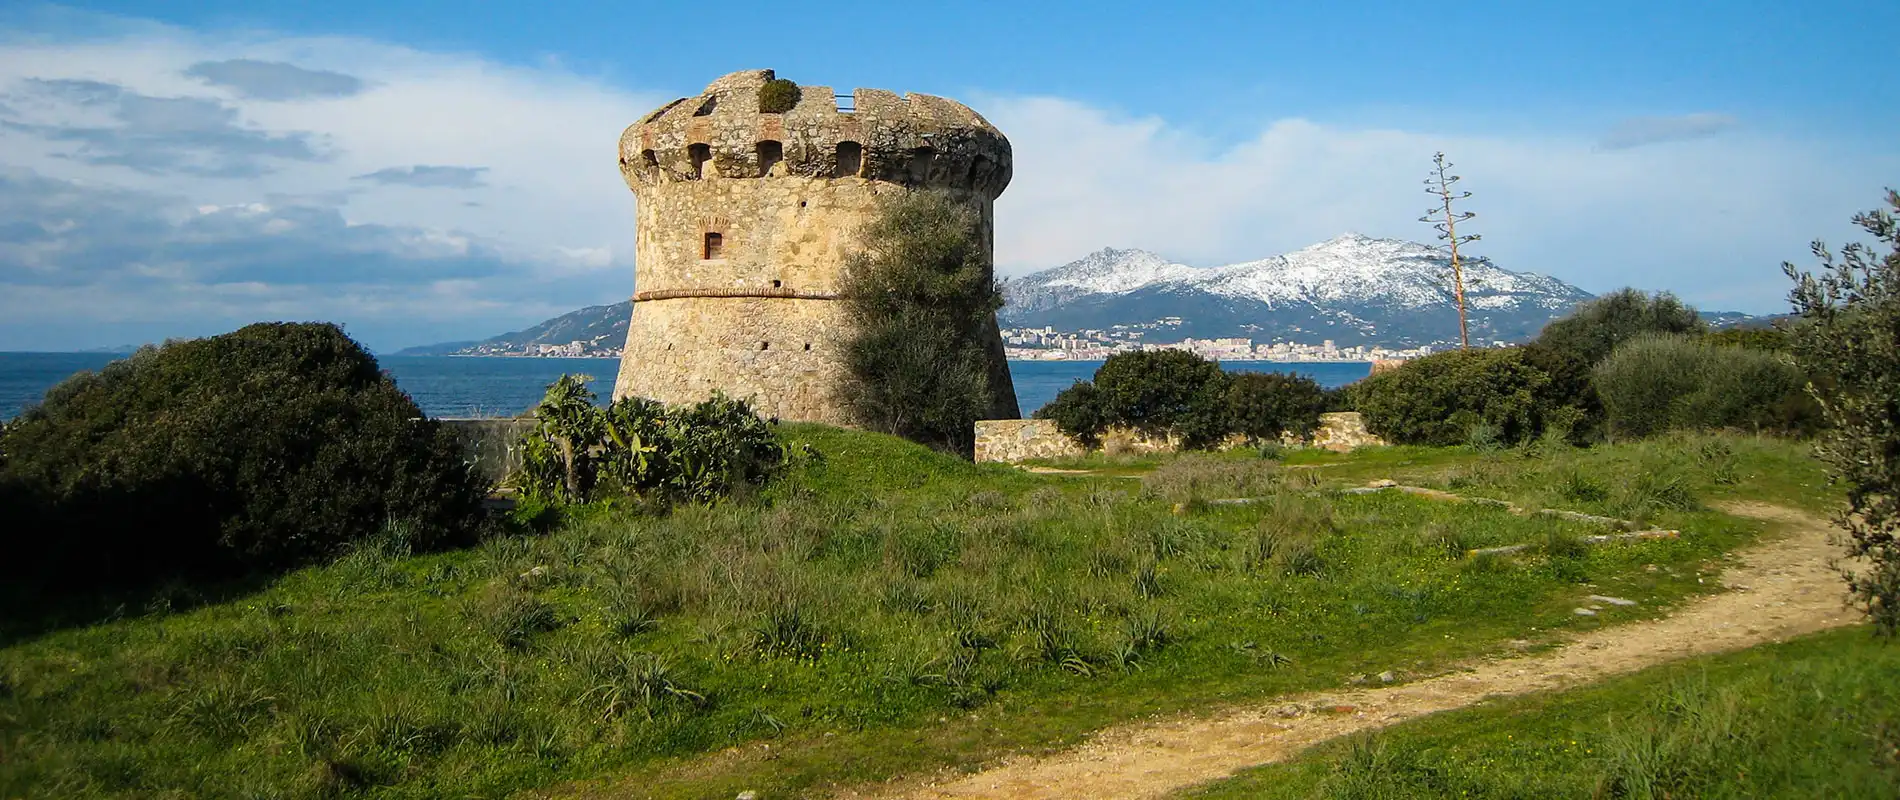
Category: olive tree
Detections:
[{"x1": 1784, "y1": 188, "x2": 1900, "y2": 634}]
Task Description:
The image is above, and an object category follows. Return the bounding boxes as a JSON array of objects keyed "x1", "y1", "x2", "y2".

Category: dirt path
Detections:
[{"x1": 848, "y1": 502, "x2": 1858, "y2": 800}]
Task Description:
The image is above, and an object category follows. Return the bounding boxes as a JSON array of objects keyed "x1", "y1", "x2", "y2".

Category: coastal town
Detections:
[
  {"x1": 999, "y1": 319, "x2": 1437, "y2": 362},
  {"x1": 452, "y1": 326, "x2": 1437, "y2": 363}
]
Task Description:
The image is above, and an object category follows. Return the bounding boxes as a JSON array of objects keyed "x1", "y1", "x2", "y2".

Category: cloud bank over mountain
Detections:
[{"x1": 0, "y1": 9, "x2": 1888, "y2": 351}]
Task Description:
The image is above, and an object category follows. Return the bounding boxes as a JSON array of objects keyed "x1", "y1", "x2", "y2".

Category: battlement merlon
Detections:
[{"x1": 618, "y1": 69, "x2": 1013, "y2": 199}]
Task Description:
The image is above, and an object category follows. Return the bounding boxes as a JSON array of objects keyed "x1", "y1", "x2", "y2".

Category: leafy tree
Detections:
[
  {"x1": 1034, "y1": 380, "x2": 1109, "y2": 448},
  {"x1": 0, "y1": 322, "x2": 487, "y2": 586},
  {"x1": 1784, "y1": 188, "x2": 1900, "y2": 634},
  {"x1": 1225, "y1": 371, "x2": 1327, "y2": 444},
  {"x1": 839, "y1": 190, "x2": 1011, "y2": 457},
  {"x1": 1094, "y1": 349, "x2": 1232, "y2": 450},
  {"x1": 1534, "y1": 288, "x2": 1707, "y2": 366},
  {"x1": 1524, "y1": 288, "x2": 1709, "y2": 442},
  {"x1": 1351, "y1": 347, "x2": 1551, "y2": 446},
  {"x1": 1702, "y1": 322, "x2": 1795, "y2": 352}
]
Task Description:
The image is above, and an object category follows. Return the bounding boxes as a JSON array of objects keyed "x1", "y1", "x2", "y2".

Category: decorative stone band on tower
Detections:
[{"x1": 612, "y1": 69, "x2": 1020, "y2": 425}]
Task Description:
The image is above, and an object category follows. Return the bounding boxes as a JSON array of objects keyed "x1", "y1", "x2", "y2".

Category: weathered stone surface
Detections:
[
  {"x1": 1303, "y1": 412, "x2": 1386, "y2": 452},
  {"x1": 971, "y1": 412, "x2": 1386, "y2": 464},
  {"x1": 612, "y1": 69, "x2": 1017, "y2": 424},
  {"x1": 973, "y1": 419, "x2": 1084, "y2": 463}
]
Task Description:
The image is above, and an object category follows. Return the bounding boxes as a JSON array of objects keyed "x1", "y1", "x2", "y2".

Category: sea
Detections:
[{"x1": 0, "y1": 353, "x2": 1371, "y2": 421}]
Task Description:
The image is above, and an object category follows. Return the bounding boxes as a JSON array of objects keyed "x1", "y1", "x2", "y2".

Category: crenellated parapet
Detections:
[{"x1": 618, "y1": 69, "x2": 1012, "y2": 199}]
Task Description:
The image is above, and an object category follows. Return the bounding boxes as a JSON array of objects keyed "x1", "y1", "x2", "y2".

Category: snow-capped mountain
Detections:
[{"x1": 1001, "y1": 233, "x2": 1597, "y2": 347}]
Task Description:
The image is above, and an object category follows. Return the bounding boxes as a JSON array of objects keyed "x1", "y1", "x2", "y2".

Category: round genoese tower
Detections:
[{"x1": 612, "y1": 69, "x2": 1020, "y2": 425}]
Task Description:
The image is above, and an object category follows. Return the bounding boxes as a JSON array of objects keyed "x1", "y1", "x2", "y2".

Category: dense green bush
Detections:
[
  {"x1": 1225, "y1": 371, "x2": 1327, "y2": 444},
  {"x1": 515, "y1": 375, "x2": 789, "y2": 506},
  {"x1": 1351, "y1": 347, "x2": 1552, "y2": 446},
  {"x1": 757, "y1": 78, "x2": 801, "y2": 113},
  {"x1": 1534, "y1": 288, "x2": 1707, "y2": 366},
  {"x1": 1592, "y1": 334, "x2": 1815, "y2": 439},
  {"x1": 1703, "y1": 323, "x2": 1794, "y2": 351},
  {"x1": 1520, "y1": 288, "x2": 1710, "y2": 442},
  {"x1": 1036, "y1": 353, "x2": 1326, "y2": 450},
  {"x1": 0, "y1": 322, "x2": 487, "y2": 585},
  {"x1": 1034, "y1": 380, "x2": 1109, "y2": 448},
  {"x1": 839, "y1": 190, "x2": 1010, "y2": 456},
  {"x1": 1094, "y1": 349, "x2": 1231, "y2": 448}
]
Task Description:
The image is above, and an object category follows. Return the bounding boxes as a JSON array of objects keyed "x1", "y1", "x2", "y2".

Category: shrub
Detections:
[
  {"x1": 1704, "y1": 323, "x2": 1794, "y2": 351},
  {"x1": 1785, "y1": 187, "x2": 1900, "y2": 634},
  {"x1": 1350, "y1": 347, "x2": 1552, "y2": 446},
  {"x1": 1034, "y1": 380, "x2": 1109, "y2": 448},
  {"x1": 1094, "y1": 349, "x2": 1231, "y2": 449},
  {"x1": 0, "y1": 322, "x2": 487, "y2": 586},
  {"x1": 1523, "y1": 288, "x2": 1708, "y2": 442},
  {"x1": 1534, "y1": 287, "x2": 1707, "y2": 366},
  {"x1": 757, "y1": 78, "x2": 801, "y2": 113},
  {"x1": 1225, "y1": 371, "x2": 1326, "y2": 444},
  {"x1": 839, "y1": 190, "x2": 1011, "y2": 456},
  {"x1": 1592, "y1": 334, "x2": 1814, "y2": 439},
  {"x1": 515, "y1": 376, "x2": 788, "y2": 506}
]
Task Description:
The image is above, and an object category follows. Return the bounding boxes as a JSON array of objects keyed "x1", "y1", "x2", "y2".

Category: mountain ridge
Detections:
[
  {"x1": 399, "y1": 233, "x2": 1755, "y2": 355},
  {"x1": 1002, "y1": 234, "x2": 1598, "y2": 346}
]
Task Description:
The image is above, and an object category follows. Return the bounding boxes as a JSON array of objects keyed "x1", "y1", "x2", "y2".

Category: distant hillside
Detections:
[{"x1": 396, "y1": 302, "x2": 630, "y2": 356}]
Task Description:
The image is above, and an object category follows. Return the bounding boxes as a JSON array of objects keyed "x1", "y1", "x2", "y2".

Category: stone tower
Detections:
[{"x1": 612, "y1": 69, "x2": 1020, "y2": 425}]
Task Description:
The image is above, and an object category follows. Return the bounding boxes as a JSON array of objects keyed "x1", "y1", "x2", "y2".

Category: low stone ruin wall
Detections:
[
  {"x1": 973, "y1": 419, "x2": 1083, "y2": 463},
  {"x1": 1300, "y1": 412, "x2": 1387, "y2": 453},
  {"x1": 973, "y1": 412, "x2": 1387, "y2": 464}
]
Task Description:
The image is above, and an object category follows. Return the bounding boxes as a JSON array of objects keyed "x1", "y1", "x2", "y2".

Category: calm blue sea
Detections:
[{"x1": 0, "y1": 353, "x2": 1371, "y2": 421}]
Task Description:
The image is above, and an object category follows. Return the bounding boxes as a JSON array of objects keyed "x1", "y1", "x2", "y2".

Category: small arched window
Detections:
[
  {"x1": 756, "y1": 140, "x2": 783, "y2": 177},
  {"x1": 688, "y1": 143, "x2": 712, "y2": 179},
  {"x1": 702, "y1": 232, "x2": 724, "y2": 260},
  {"x1": 833, "y1": 140, "x2": 862, "y2": 178}
]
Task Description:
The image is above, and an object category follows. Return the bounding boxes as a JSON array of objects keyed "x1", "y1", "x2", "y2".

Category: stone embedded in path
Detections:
[
  {"x1": 1588, "y1": 594, "x2": 1638, "y2": 606},
  {"x1": 1573, "y1": 607, "x2": 1598, "y2": 616}
]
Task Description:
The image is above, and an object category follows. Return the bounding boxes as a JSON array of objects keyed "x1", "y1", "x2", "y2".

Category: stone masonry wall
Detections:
[{"x1": 973, "y1": 412, "x2": 1388, "y2": 464}]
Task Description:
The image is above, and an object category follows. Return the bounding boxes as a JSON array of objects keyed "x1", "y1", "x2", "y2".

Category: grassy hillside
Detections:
[
  {"x1": 0, "y1": 427, "x2": 1828, "y2": 798},
  {"x1": 1182, "y1": 625, "x2": 1898, "y2": 798}
]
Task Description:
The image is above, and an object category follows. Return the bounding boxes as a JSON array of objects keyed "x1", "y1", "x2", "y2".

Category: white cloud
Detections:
[
  {"x1": 984, "y1": 96, "x2": 1892, "y2": 314},
  {"x1": 0, "y1": 11, "x2": 1890, "y2": 353}
]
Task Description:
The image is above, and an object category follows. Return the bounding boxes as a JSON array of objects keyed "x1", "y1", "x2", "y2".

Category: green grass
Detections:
[
  {"x1": 1181, "y1": 625, "x2": 1899, "y2": 799},
  {"x1": 0, "y1": 427, "x2": 1827, "y2": 799}
]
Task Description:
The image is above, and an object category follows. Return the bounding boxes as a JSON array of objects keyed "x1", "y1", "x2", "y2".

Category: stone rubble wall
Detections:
[{"x1": 973, "y1": 412, "x2": 1388, "y2": 464}]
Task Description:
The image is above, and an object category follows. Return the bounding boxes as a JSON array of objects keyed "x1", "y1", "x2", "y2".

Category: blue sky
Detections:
[{"x1": 0, "y1": 1, "x2": 1895, "y2": 351}]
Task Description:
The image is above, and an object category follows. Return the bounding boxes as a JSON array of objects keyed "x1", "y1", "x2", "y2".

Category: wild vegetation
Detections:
[
  {"x1": 0, "y1": 424, "x2": 1811, "y2": 798},
  {"x1": 757, "y1": 78, "x2": 801, "y2": 114},
  {"x1": 0, "y1": 322, "x2": 486, "y2": 599},
  {"x1": 511, "y1": 374, "x2": 790, "y2": 508},
  {"x1": 1185, "y1": 626, "x2": 1900, "y2": 799},
  {"x1": 1785, "y1": 188, "x2": 1900, "y2": 634},
  {"x1": 838, "y1": 189, "x2": 1007, "y2": 457},
  {"x1": 1036, "y1": 350, "x2": 1329, "y2": 450},
  {"x1": 1350, "y1": 289, "x2": 1812, "y2": 448}
]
